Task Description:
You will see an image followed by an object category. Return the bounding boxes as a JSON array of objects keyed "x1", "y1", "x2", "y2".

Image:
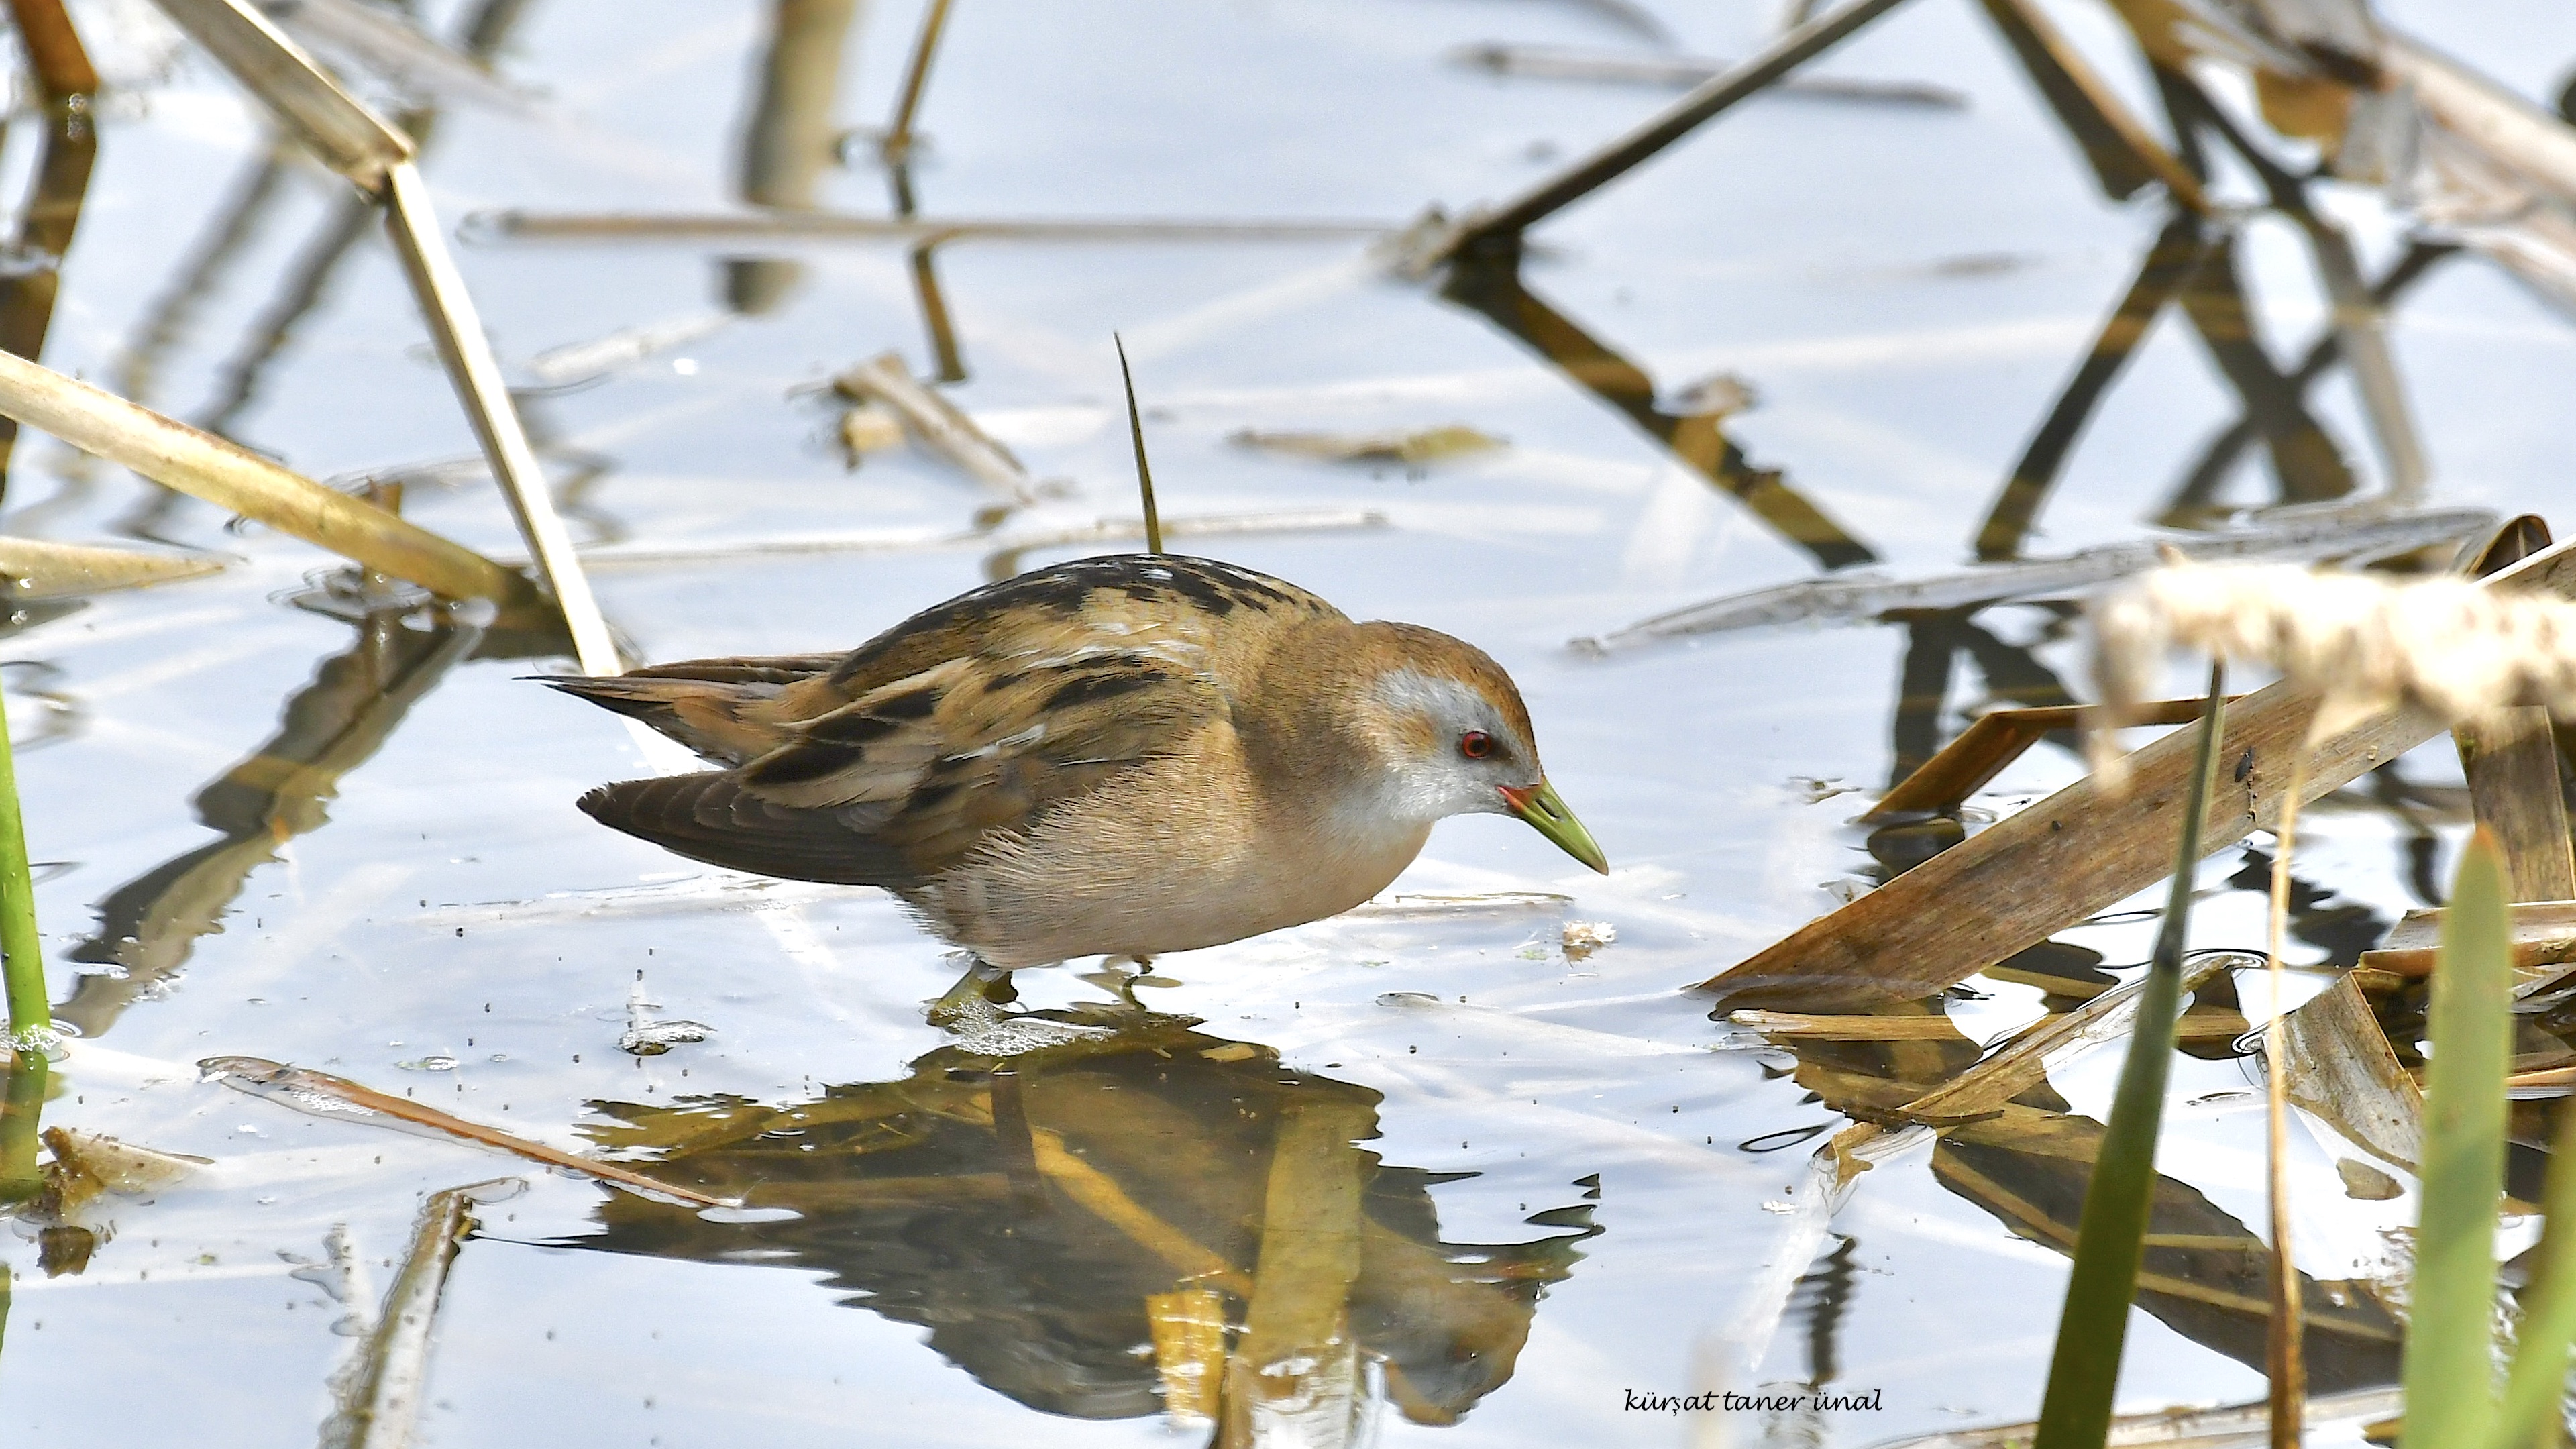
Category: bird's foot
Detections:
[{"x1": 926, "y1": 953, "x2": 1017, "y2": 1028}]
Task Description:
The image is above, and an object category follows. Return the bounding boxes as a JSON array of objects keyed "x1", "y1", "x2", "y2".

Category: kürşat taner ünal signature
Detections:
[{"x1": 1624, "y1": 1389, "x2": 1886, "y2": 1414}]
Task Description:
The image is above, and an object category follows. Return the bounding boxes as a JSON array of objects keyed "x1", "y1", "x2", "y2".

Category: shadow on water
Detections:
[
  {"x1": 0, "y1": 2, "x2": 99, "y2": 510},
  {"x1": 1774, "y1": 994, "x2": 2409, "y2": 1394},
  {"x1": 567, "y1": 1010, "x2": 1599, "y2": 1438},
  {"x1": 1438, "y1": 245, "x2": 1879, "y2": 572},
  {"x1": 57, "y1": 598, "x2": 489, "y2": 1038},
  {"x1": 722, "y1": 0, "x2": 862, "y2": 318}
]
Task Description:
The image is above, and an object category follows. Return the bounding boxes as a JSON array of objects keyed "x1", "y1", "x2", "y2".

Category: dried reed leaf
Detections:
[
  {"x1": 0, "y1": 350, "x2": 532, "y2": 604},
  {"x1": 1449, "y1": 42, "x2": 1964, "y2": 107},
  {"x1": 2279, "y1": 974, "x2": 2421, "y2": 1173},
  {"x1": 0, "y1": 537, "x2": 223, "y2": 599},
  {"x1": 38, "y1": 1126, "x2": 206, "y2": 1195},
  {"x1": 197, "y1": 1055, "x2": 733, "y2": 1208}
]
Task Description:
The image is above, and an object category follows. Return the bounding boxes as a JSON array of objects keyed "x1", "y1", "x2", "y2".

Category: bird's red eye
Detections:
[{"x1": 1459, "y1": 731, "x2": 1495, "y2": 759}]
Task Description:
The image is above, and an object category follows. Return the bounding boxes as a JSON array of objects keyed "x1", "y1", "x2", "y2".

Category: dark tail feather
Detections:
[
  {"x1": 577, "y1": 773, "x2": 913, "y2": 887},
  {"x1": 539, "y1": 674, "x2": 676, "y2": 723}
]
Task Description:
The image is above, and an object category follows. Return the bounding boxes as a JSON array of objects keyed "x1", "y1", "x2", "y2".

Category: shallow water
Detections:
[{"x1": 2, "y1": 0, "x2": 2575, "y2": 1444}]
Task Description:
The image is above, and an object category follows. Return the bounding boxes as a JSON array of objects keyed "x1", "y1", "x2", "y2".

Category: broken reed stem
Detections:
[
  {"x1": 0, "y1": 683, "x2": 48, "y2": 1049},
  {"x1": 379, "y1": 161, "x2": 623, "y2": 675},
  {"x1": 0, "y1": 350, "x2": 533, "y2": 604},
  {"x1": 883, "y1": 0, "x2": 955, "y2": 164},
  {"x1": 2263, "y1": 753, "x2": 2308, "y2": 1449},
  {"x1": 150, "y1": 0, "x2": 411, "y2": 189},
  {"x1": 339, "y1": 1185, "x2": 476, "y2": 1448},
  {"x1": 154, "y1": 0, "x2": 618, "y2": 672},
  {"x1": 1115, "y1": 334, "x2": 1163, "y2": 553},
  {"x1": 3, "y1": 0, "x2": 99, "y2": 99},
  {"x1": 2033, "y1": 660, "x2": 2226, "y2": 1449},
  {"x1": 1441, "y1": 0, "x2": 1915, "y2": 254}
]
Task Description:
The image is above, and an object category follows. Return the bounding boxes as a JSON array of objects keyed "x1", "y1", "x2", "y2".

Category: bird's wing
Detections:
[
  {"x1": 739, "y1": 619, "x2": 1227, "y2": 877},
  {"x1": 576, "y1": 557, "x2": 1344, "y2": 885}
]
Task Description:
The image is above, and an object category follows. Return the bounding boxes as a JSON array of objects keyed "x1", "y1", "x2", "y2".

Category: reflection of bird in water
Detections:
[
  {"x1": 545, "y1": 555, "x2": 1606, "y2": 1016},
  {"x1": 570, "y1": 1014, "x2": 1599, "y2": 1432}
]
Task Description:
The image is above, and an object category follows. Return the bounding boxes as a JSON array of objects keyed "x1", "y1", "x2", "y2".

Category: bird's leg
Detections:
[{"x1": 926, "y1": 953, "x2": 1015, "y2": 1027}]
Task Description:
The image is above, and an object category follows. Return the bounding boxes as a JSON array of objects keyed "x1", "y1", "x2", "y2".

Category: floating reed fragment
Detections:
[
  {"x1": 323, "y1": 1180, "x2": 511, "y2": 1449},
  {"x1": 472, "y1": 211, "x2": 1398, "y2": 246},
  {"x1": 1578, "y1": 508, "x2": 2489, "y2": 651},
  {"x1": 0, "y1": 537, "x2": 223, "y2": 598},
  {"x1": 1448, "y1": 41, "x2": 1966, "y2": 108},
  {"x1": 2091, "y1": 559, "x2": 2576, "y2": 780},
  {"x1": 197, "y1": 1055, "x2": 736, "y2": 1209},
  {"x1": 833, "y1": 352, "x2": 1038, "y2": 505},
  {"x1": 526, "y1": 311, "x2": 733, "y2": 386},
  {"x1": 1728, "y1": 1003, "x2": 2249, "y2": 1044},
  {"x1": 1229, "y1": 424, "x2": 1505, "y2": 468},
  {"x1": 0, "y1": 350, "x2": 531, "y2": 603},
  {"x1": 1346, "y1": 890, "x2": 1570, "y2": 918},
  {"x1": 36, "y1": 1127, "x2": 205, "y2": 1201}
]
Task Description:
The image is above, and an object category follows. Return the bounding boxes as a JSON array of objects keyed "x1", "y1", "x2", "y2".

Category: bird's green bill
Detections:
[{"x1": 1501, "y1": 779, "x2": 1609, "y2": 875}]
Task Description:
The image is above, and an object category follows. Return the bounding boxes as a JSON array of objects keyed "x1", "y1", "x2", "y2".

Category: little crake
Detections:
[{"x1": 545, "y1": 555, "x2": 1606, "y2": 1007}]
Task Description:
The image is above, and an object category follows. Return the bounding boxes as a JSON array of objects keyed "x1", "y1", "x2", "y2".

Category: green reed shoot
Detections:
[
  {"x1": 0, "y1": 685, "x2": 47, "y2": 1048},
  {"x1": 1114, "y1": 334, "x2": 1163, "y2": 554},
  {"x1": 2403, "y1": 830, "x2": 2510, "y2": 1448},
  {"x1": 2385, "y1": 828, "x2": 2576, "y2": 1449},
  {"x1": 2495, "y1": 1055, "x2": 2576, "y2": 1449},
  {"x1": 2032, "y1": 664, "x2": 2226, "y2": 1449}
]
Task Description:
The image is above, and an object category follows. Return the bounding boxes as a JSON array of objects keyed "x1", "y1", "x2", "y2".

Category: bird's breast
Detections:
[{"x1": 904, "y1": 752, "x2": 1430, "y2": 967}]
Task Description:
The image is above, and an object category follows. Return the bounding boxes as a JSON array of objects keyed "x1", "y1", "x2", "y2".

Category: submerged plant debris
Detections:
[{"x1": 1, "y1": 0, "x2": 2575, "y2": 1446}]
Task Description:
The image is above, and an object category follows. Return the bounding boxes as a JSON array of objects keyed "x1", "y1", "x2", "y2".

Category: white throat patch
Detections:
[{"x1": 1357, "y1": 667, "x2": 1523, "y2": 824}]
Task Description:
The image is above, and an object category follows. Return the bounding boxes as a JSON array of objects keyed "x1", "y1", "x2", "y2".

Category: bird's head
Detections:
[{"x1": 1340, "y1": 623, "x2": 1609, "y2": 874}]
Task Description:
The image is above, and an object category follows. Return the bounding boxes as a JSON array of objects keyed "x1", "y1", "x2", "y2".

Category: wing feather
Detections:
[{"x1": 739, "y1": 639, "x2": 1221, "y2": 878}]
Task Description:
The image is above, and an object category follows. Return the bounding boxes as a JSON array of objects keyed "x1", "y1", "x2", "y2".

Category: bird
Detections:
[{"x1": 542, "y1": 553, "x2": 1607, "y2": 1018}]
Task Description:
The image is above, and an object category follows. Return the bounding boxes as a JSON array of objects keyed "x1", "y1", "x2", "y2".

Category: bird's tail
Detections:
[{"x1": 535, "y1": 655, "x2": 839, "y2": 767}]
